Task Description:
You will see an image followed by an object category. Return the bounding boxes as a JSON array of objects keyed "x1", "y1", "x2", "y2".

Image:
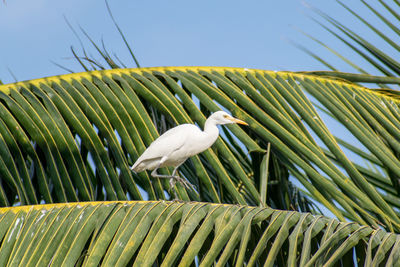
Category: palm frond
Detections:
[
  {"x1": 1, "y1": 67, "x2": 400, "y2": 230},
  {"x1": 0, "y1": 201, "x2": 398, "y2": 266},
  {"x1": 304, "y1": 0, "x2": 400, "y2": 79}
]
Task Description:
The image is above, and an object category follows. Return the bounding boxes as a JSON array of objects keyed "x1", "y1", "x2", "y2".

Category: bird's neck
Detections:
[{"x1": 202, "y1": 119, "x2": 220, "y2": 147}]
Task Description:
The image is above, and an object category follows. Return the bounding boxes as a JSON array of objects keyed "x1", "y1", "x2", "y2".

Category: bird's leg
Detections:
[
  {"x1": 151, "y1": 163, "x2": 196, "y2": 198},
  {"x1": 171, "y1": 167, "x2": 178, "y2": 176},
  {"x1": 151, "y1": 168, "x2": 173, "y2": 179},
  {"x1": 170, "y1": 166, "x2": 196, "y2": 191},
  {"x1": 151, "y1": 165, "x2": 179, "y2": 199},
  {"x1": 149, "y1": 155, "x2": 170, "y2": 179}
]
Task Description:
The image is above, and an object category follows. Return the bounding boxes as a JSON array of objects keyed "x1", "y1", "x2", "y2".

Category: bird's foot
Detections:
[
  {"x1": 172, "y1": 176, "x2": 196, "y2": 191},
  {"x1": 166, "y1": 176, "x2": 196, "y2": 200}
]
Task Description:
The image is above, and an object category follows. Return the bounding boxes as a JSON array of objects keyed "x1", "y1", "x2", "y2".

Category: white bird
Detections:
[{"x1": 131, "y1": 111, "x2": 248, "y2": 192}]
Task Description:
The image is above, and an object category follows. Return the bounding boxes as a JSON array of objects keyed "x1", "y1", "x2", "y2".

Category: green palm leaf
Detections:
[
  {"x1": 303, "y1": 0, "x2": 400, "y2": 81},
  {"x1": 0, "y1": 201, "x2": 398, "y2": 266},
  {"x1": 1, "y1": 67, "x2": 400, "y2": 230}
]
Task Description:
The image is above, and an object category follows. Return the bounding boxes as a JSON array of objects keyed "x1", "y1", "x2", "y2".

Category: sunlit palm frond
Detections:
[
  {"x1": 0, "y1": 201, "x2": 398, "y2": 266},
  {"x1": 1, "y1": 67, "x2": 400, "y2": 231}
]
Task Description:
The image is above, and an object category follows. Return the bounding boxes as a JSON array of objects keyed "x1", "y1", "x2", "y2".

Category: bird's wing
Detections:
[{"x1": 132, "y1": 124, "x2": 200, "y2": 167}]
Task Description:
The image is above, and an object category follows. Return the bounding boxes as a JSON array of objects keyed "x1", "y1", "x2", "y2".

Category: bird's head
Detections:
[{"x1": 210, "y1": 111, "x2": 248, "y2": 125}]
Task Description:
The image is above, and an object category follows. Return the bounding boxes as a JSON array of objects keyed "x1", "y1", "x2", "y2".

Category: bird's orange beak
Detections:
[{"x1": 228, "y1": 116, "x2": 248, "y2": 125}]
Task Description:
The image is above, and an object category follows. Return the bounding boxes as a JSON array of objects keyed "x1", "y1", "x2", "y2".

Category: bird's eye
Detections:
[{"x1": 223, "y1": 115, "x2": 228, "y2": 118}]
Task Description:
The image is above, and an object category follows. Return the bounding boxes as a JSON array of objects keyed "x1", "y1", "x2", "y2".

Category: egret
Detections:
[{"x1": 131, "y1": 111, "x2": 248, "y2": 194}]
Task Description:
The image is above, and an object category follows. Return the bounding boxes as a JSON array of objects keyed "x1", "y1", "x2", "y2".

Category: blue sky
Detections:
[{"x1": 0, "y1": 1, "x2": 395, "y2": 84}]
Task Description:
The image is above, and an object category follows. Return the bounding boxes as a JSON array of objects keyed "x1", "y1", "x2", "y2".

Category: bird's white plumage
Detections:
[
  {"x1": 132, "y1": 124, "x2": 206, "y2": 172},
  {"x1": 131, "y1": 111, "x2": 247, "y2": 175}
]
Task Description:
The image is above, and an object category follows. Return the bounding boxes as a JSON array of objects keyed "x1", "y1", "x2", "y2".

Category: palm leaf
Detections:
[
  {"x1": 304, "y1": 0, "x2": 400, "y2": 79},
  {"x1": 1, "y1": 67, "x2": 400, "y2": 230},
  {"x1": 0, "y1": 201, "x2": 398, "y2": 266}
]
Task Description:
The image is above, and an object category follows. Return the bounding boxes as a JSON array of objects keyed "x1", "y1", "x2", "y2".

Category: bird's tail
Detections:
[
  {"x1": 130, "y1": 161, "x2": 145, "y2": 173},
  {"x1": 130, "y1": 165, "x2": 137, "y2": 174}
]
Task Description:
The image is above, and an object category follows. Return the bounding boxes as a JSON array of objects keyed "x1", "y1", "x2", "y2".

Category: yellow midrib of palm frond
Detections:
[
  {"x1": 0, "y1": 66, "x2": 390, "y2": 101},
  {"x1": 0, "y1": 200, "x2": 238, "y2": 214}
]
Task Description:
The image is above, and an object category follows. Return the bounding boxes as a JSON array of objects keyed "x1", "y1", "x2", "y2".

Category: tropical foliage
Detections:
[
  {"x1": 1, "y1": 0, "x2": 400, "y2": 266},
  {"x1": 1, "y1": 201, "x2": 400, "y2": 266},
  {"x1": 0, "y1": 66, "x2": 400, "y2": 265}
]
